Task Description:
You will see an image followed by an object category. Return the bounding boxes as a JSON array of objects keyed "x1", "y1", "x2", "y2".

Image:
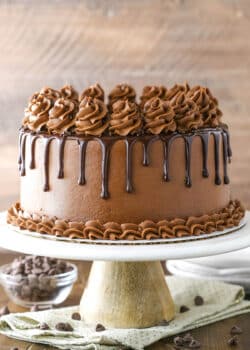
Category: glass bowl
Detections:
[{"x1": 0, "y1": 262, "x2": 78, "y2": 308}]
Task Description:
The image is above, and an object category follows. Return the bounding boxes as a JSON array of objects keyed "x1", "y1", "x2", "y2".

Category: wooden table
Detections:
[{"x1": 0, "y1": 251, "x2": 249, "y2": 350}]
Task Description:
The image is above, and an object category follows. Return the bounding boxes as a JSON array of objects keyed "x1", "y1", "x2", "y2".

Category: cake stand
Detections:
[{"x1": 0, "y1": 211, "x2": 249, "y2": 329}]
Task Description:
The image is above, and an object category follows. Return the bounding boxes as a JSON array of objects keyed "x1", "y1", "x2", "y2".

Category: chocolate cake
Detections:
[{"x1": 7, "y1": 83, "x2": 245, "y2": 240}]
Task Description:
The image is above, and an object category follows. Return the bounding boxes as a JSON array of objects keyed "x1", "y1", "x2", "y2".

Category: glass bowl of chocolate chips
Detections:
[{"x1": 0, "y1": 255, "x2": 78, "y2": 308}]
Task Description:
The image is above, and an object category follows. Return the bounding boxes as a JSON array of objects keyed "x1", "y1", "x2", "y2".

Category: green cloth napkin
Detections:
[{"x1": 0, "y1": 276, "x2": 250, "y2": 350}]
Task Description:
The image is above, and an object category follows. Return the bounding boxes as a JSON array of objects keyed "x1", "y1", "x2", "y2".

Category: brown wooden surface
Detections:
[
  {"x1": 0, "y1": 0, "x2": 250, "y2": 209},
  {"x1": 0, "y1": 3, "x2": 249, "y2": 347},
  {"x1": 0, "y1": 251, "x2": 249, "y2": 349}
]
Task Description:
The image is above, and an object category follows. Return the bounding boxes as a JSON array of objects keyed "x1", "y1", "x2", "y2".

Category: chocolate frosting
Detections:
[
  {"x1": 60, "y1": 85, "x2": 79, "y2": 101},
  {"x1": 140, "y1": 85, "x2": 168, "y2": 108},
  {"x1": 109, "y1": 99, "x2": 142, "y2": 136},
  {"x1": 39, "y1": 87, "x2": 61, "y2": 101},
  {"x1": 47, "y1": 98, "x2": 78, "y2": 134},
  {"x1": 8, "y1": 200, "x2": 245, "y2": 240},
  {"x1": 108, "y1": 84, "x2": 136, "y2": 106},
  {"x1": 170, "y1": 92, "x2": 203, "y2": 132},
  {"x1": 75, "y1": 96, "x2": 108, "y2": 136},
  {"x1": 23, "y1": 94, "x2": 53, "y2": 132},
  {"x1": 79, "y1": 83, "x2": 104, "y2": 101},
  {"x1": 187, "y1": 86, "x2": 222, "y2": 127},
  {"x1": 22, "y1": 83, "x2": 226, "y2": 136},
  {"x1": 144, "y1": 97, "x2": 176, "y2": 134},
  {"x1": 165, "y1": 82, "x2": 190, "y2": 101}
]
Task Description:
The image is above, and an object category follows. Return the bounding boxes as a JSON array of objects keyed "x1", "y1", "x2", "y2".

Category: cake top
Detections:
[{"x1": 22, "y1": 83, "x2": 223, "y2": 137}]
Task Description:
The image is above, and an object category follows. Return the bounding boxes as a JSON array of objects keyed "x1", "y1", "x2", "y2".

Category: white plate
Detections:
[{"x1": 0, "y1": 211, "x2": 249, "y2": 261}]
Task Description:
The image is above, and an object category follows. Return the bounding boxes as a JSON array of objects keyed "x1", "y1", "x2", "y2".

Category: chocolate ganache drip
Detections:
[
  {"x1": 108, "y1": 83, "x2": 136, "y2": 106},
  {"x1": 79, "y1": 83, "x2": 105, "y2": 101},
  {"x1": 75, "y1": 96, "x2": 108, "y2": 136},
  {"x1": 109, "y1": 99, "x2": 142, "y2": 136},
  {"x1": 47, "y1": 98, "x2": 78, "y2": 135},
  {"x1": 144, "y1": 97, "x2": 176, "y2": 134},
  {"x1": 140, "y1": 85, "x2": 168, "y2": 108},
  {"x1": 19, "y1": 127, "x2": 231, "y2": 199}
]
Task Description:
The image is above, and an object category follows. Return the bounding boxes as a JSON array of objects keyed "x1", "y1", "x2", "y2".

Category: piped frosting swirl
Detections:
[
  {"x1": 7, "y1": 200, "x2": 245, "y2": 240},
  {"x1": 170, "y1": 93, "x2": 203, "y2": 132},
  {"x1": 47, "y1": 98, "x2": 78, "y2": 134},
  {"x1": 60, "y1": 85, "x2": 79, "y2": 101},
  {"x1": 22, "y1": 82, "x2": 226, "y2": 136},
  {"x1": 75, "y1": 97, "x2": 108, "y2": 136},
  {"x1": 187, "y1": 86, "x2": 222, "y2": 127},
  {"x1": 108, "y1": 84, "x2": 136, "y2": 106},
  {"x1": 140, "y1": 85, "x2": 168, "y2": 108},
  {"x1": 79, "y1": 83, "x2": 104, "y2": 101},
  {"x1": 144, "y1": 97, "x2": 176, "y2": 134},
  {"x1": 23, "y1": 94, "x2": 53, "y2": 132},
  {"x1": 109, "y1": 99, "x2": 142, "y2": 136}
]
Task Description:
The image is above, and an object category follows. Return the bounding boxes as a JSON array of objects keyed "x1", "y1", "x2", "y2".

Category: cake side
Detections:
[{"x1": 18, "y1": 129, "x2": 231, "y2": 223}]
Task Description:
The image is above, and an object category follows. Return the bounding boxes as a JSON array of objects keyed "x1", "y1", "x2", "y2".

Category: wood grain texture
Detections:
[
  {"x1": 80, "y1": 261, "x2": 175, "y2": 328},
  {"x1": 0, "y1": 0, "x2": 249, "y2": 208},
  {"x1": 0, "y1": 252, "x2": 249, "y2": 349}
]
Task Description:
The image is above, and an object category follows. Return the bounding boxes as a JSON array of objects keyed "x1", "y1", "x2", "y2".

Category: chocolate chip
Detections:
[
  {"x1": 174, "y1": 336, "x2": 184, "y2": 346},
  {"x1": 55, "y1": 322, "x2": 73, "y2": 332},
  {"x1": 230, "y1": 325, "x2": 242, "y2": 335},
  {"x1": 71, "y1": 312, "x2": 81, "y2": 321},
  {"x1": 10, "y1": 347, "x2": 19, "y2": 350},
  {"x1": 183, "y1": 333, "x2": 194, "y2": 344},
  {"x1": 180, "y1": 305, "x2": 190, "y2": 313},
  {"x1": 194, "y1": 296, "x2": 204, "y2": 306},
  {"x1": 228, "y1": 336, "x2": 239, "y2": 346},
  {"x1": 3, "y1": 255, "x2": 74, "y2": 304},
  {"x1": 40, "y1": 322, "x2": 50, "y2": 330},
  {"x1": 189, "y1": 339, "x2": 201, "y2": 348},
  {"x1": 0, "y1": 306, "x2": 10, "y2": 316},
  {"x1": 96, "y1": 323, "x2": 106, "y2": 332},
  {"x1": 64, "y1": 323, "x2": 74, "y2": 332}
]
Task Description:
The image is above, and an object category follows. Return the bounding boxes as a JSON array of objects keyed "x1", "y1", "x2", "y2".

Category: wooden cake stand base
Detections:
[{"x1": 80, "y1": 261, "x2": 175, "y2": 328}]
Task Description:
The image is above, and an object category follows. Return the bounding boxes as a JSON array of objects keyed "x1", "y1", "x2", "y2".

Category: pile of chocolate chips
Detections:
[{"x1": 3, "y1": 255, "x2": 73, "y2": 302}]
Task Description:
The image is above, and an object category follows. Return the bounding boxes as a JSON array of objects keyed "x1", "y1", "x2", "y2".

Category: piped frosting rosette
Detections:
[{"x1": 75, "y1": 96, "x2": 108, "y2": 136}]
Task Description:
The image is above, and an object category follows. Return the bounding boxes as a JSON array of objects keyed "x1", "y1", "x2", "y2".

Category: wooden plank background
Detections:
[{"x1": 0, "y1": 0, "x2": 250, "y2": 210}]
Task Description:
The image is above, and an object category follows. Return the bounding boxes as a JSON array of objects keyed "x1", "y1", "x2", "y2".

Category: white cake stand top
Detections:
[{"x1": 0, "y1": 211, "x2": 249, "y2": 261}]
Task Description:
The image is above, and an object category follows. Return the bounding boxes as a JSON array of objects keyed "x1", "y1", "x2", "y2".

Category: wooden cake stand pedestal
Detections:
[{"x1": 0, "y1": 211, "x2": 249, "y2": 329}]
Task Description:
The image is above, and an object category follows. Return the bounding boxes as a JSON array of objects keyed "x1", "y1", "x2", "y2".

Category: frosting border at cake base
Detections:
[{"x1": 7, "y1": 200, "x2": 245, "y2": 241}]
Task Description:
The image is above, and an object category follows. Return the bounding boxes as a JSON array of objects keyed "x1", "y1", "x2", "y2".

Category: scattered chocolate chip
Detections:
[
  {"x1": 174, "y1": 336, "x2": 184, "y2": 346},
  {"x1": 189, "y1": 339, "x2": 201, "y2": 348},
  {"x1": 183, "y1": 333, "x2": 194, "y2": 344},
  {"x1": 0, "y1": 305, "x2": 10, "y2": 316},
  {"x1": 72, "y1": 312, "x2": 81, "y2": 321},
  {"x1": 228, "y1": 336, "x2": 239, "y2": 346},
  {"x1": 230, "y1": 325, "x2": 242, "y2": 335},
  {"x1": 180, "y1": 305, "x2": 190, "y2": 313},
  {"x1": 96, "y1": 323, "x2": 106, "y2": 332},
  {"x1": 55, "y1": 322, "x2": 73, "y2": 332},
  {"x1": 40, "y1": 322, "x2": 50, "y2": 330},
  {"x1": 194, "y1": 296, "x2": 204, "y2": 306}
]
